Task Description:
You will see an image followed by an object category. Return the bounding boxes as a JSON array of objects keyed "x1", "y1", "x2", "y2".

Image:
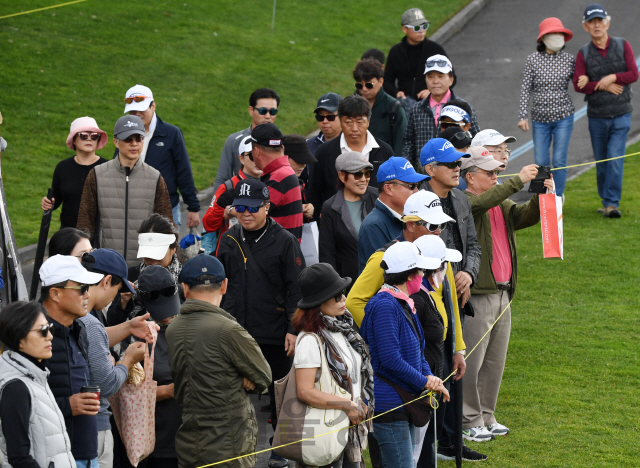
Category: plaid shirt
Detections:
[{"x1": 402, "y1": 91, "x2": 480, "y2": 167}]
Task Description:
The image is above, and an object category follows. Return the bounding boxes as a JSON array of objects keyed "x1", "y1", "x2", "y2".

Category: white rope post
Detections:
[{"x1": 271, "y1": 0, "x2": 276, "y2": 32}]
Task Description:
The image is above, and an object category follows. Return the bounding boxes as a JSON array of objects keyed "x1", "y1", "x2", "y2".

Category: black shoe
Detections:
[
  {"x1": 437, "y1": 445, "x2": 488, "y2": 462},
  {"x1": 268, "y1": 451, "x2": 289, "y2": 467}
]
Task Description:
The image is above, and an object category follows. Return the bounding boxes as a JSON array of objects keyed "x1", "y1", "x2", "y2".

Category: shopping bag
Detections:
[
  {"x1": 300, "y1": 222, "x2": 319, "y2": 265},
  {"x1": 539, "y1": 186, "x2": 563, "y2": 259},
  {"x1": 109, "y1": 324, "x2": 158, "y2": 467},
  {"x1": 177, "y1": 227, "x2": 201, "y2": 264}
]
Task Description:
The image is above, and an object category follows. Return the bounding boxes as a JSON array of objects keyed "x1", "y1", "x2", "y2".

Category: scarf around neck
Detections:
[{"x1": 380, "y1": 283, "x2": 416, "y2": 313}]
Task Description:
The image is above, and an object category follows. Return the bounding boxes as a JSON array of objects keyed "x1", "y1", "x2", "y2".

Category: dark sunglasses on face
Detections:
[
  {"x1": 315, "y1": 114, "x2": 338, "y2": 122},
  {"x1": 405, "y1": 22, "x2": 430, "y2": 32},
  {"x1": 234, "y1": 203, "x2": 267, "y2": 213},
  {"x1": 440, "y1": 121, "x2": 465, "y2": 129},
  {"x1": 242, "y1": 151, "x2": 253, "y2": 161},
  {"x1": 426, "y1": 59, "x2": 450, "y2": 68},
  {"x1": 349, "y1": 170, "x2": 372, "y2": 180},
  {"x1": 124, "y1": 95, "x2": 151, "y2": 104},
  {"x1": 254, "y1": 107, "x2": 278, "y2": 116},
  {"x1": 355, "y1": 82, "x2": 375, "y2": 90},
  {"x1": 122, "y1": 135, "x2": 144, "y2": 144},
  {"x1": 449, "y1": 130, "x2": 473, "y2": 141},
  {"x1": 31, "y1": 323, "x2": 55, "y2": 338},
  {"x1": 437, "y1": 160, "x2": 462, "y2": 169},
  {"x1": 480, "y1": 169, "x2": 500, "y2": 177},
  {"x1": 138, "y1": 284, "x2": 178, "y2": 301},
  {"x1": 77, "y1": 132, "x2": 101, "y2": 141},
  {"x1": 334, "y1": 289, "x2": 346, "y2": 302},
  {"x1": 59, "y1": 284, "x2": 91, "y2": 295},
  {"x1": 388, "y1": 181, "x2": 420, "y2": 190},
  {"x1": 416, "y1": 220, "x2": 448, "y2": 233}
]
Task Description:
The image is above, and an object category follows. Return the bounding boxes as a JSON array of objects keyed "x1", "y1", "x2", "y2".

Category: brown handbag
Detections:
[{"x1": 377, "y1": 375, "x2": 434, "y2": 427}]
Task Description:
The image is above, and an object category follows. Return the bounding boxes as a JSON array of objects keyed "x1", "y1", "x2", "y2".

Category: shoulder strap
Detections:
[
  {"x1": 581, "y1": 43, "x2": 591, "y2": 61},
  {"x1": 224, "y1": 179, "x2": 234, "y2": 192},
  {"x1": 388, "y1": 99, "x2": 402, "y2": 131}
]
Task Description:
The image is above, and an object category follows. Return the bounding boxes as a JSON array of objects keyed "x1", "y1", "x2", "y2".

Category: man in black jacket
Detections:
[
  {"x1": 40, "y1": 255, "x2": 105, "y2": 467},
  {"x1": 216, "y1": 178, "x2": 304, "y2": 468},
  {"x1": 119, "y1": 84, "x2": 201, "y2": 228},
  {"x1": 383, "y1": 8, "x2": 447, "y2": 102}
]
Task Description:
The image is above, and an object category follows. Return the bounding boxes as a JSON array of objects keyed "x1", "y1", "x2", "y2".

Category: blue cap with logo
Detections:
[
  {"x1": 376, "y1": 157, "x2": 429, "y2": 183},
  {"x1": 420, "y1": 138, "x2": 471, "y2": 166},
  {"x1": 583, "y1": 3, "x2": 607, "y2": 21},
  {"x1": 179, "y1": 255, "x2": 226, "y2": 286},
  {"x1": 82, "y1": 248, "x2": 136, "y2": 294}
]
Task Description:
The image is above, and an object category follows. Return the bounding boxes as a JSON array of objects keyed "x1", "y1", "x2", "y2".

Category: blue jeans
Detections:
[
  {"x1": 373, "y1": 420, "x2": 417, "y2": 468},
  {"x1": 588, "y1": 113, "x2": 631, "y2": 208},
  {"x1": 75, "y1": 457, "x2": 99, "y2": 468},
  {"x1": 532, "y1": 114, "x2": 574, "y2": 197},
  {"x1": 172, "y1": 203, "x2": 182, "y2": 228}
]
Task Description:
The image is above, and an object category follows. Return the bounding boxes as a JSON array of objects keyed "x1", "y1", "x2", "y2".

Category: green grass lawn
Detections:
[{"x1": 0, "y1": 0, "x2": 468, "y2": 247}]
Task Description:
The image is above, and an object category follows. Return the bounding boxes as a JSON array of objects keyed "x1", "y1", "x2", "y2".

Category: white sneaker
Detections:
[
  {"x1": 486, "y1": 422, "x2": 510, "y2": 436},
  {"x1": 462, "y1": 426, "x2": 495, "y2": 442}
]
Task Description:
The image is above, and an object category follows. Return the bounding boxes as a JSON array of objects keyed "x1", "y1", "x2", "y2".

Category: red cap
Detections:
[{"x1": 537, "y1": 17, "x2": 573, "y2": 42}]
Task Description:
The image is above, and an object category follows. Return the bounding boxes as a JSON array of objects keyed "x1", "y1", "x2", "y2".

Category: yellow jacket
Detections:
[{"x1": 346, "y1": 250, "x2": 465, "y2": 352}]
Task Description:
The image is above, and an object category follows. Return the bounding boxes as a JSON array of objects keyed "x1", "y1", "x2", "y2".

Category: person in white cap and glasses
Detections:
[
  {"x1": 403, "y1": 55, "x2": 480, "y2": 169},
  {"x1": 120, "y1": 84, "x2": 200, "y2": 229},
  {"x1": 470, "y1": 129, "x2": 517, "y2": 171},
  {"x1": 360, "y1": 241, "x2": 449, "y2": 468},
  {"x1": 39, "y1": 255, "x2": 105, "y2": 468},
  {"x1": 77, "y1": 115, "x2": 174, "y2": 266},
  {"x1": 41, "y1": 117, "x2": 108, "y2": 229},
  {"x1": 459, "y1": 148, "x2": 552, "y2": 442}
]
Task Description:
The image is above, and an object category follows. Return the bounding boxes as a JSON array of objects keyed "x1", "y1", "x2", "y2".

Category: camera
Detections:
[{"x1": 528, "y1": 165, "x2": 551, "y2": 194}]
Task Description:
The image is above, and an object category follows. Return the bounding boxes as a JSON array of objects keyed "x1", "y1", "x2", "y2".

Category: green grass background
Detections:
[{"x1": 0, "y1": 0, "x2": 468, "y2": 247}]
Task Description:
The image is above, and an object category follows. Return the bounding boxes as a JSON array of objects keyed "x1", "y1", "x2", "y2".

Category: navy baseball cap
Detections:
[
  {"x1": 420, "y1": 138, "x2": 470, "y2": 166},
  {"x1": 377, "y1": 156, "x2": 429, "y2": 183},
  {"x1": 231, "y1": 178, "x2": 271, "y2": 208},
  {"x1": 82, "y1": 248, "x2": 135, "y2": 294},
  {"x1": 179, "y1": 255, "x2": 226, "y2": 286},
  {"x1": 583, "y1": 3, "x2": 607, "y2": 21}
]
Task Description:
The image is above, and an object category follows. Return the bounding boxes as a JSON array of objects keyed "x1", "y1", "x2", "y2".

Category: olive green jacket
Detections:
[
  {"x1": 465, "y1": 177, "x2": 541, "y2": 298},
  {"x1": 166, "y1": 299, "x2": 272, "y2": 468}
]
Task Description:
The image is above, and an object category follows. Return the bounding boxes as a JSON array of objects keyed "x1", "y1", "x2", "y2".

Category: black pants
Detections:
[
  {"x1": 146, "y1": 458, "x2": 178, "y2": 468},
  {"x1": 258, "y1": 343, "x2": 292, "y2": 432}
]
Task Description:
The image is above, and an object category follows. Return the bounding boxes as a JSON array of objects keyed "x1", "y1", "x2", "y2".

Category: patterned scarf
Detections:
[{"x1": 128, "y1": 255, "x2": 182, "y2": 320}]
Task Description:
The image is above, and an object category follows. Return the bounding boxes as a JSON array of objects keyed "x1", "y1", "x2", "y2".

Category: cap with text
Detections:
[
  {"x1": 424, "y1": 54, "x2": 452, "y2": 75},
  {"x1": 402, "y1": 190, "x2": 455, "y2": 225},
  {"x1": 440, "y1": 105, "x2": 470, "y2": 123},
  {"x1": 460, "y1": 146, "x2": 506, "y2": 171},
  {"x1": 114, "y1": 115, "x2": 145, "y2": 140},
  {"x1": 420, "y1": 137, "x2": 470, "y2": 166},
  {"x1": 40, "y1": 255, "x2": 104, "y2": 287},
  {"x1": 413, "y1": 234, "x2": 462, "y2": 264},
  {"x1": 250, "y1": 123, "x2": 284, "y2": 147},
  {"x1": 470, "y1": 129, "x2": 516, "y2": 147},
  {"x1": 583, "y1": 3, "x2": 608, "y2": 21},
  {"x1": 377, "y1": 156, "x2": 429, "y2": 183},
  {"x1": 314, "y1": 93, "x2": 343, "y2": 113},
  {"x1": 179, "y1": 255, "x2": 226, "y2": 286},
  {"x1": 123, "y1": 84, "x2": 154, "y2": 113},
  {"x1": 402, "y1": 8, "x2": 427, "y2": 27},
  {"x1": 382, "y1": 241, "x2": 441, "y2": 274},
  {"x1": 231, "y1": 178, "x2": 270, "y2": 208}
]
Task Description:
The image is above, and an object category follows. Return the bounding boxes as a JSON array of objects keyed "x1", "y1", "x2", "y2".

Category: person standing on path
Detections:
[
  {"x1": 518, "y1": 18, "x2": 576, "y2": 198},
  {"x1": 573, "y1": 3, "x2": 638, "y2": 218},
  {"x1": 119, "y1": 85, "x2": 200, "y2": 229},
  {"x1": 41, "y1": 117, "x2": 108, "y2": 229}
]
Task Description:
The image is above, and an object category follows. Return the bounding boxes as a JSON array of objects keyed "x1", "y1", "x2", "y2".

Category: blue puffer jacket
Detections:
[{"x1": 361, "y1": 291, "x2": 432, "y2": 412}]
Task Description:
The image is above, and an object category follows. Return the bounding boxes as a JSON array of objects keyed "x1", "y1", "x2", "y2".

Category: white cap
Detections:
[
  {"x1": 124, "y1": 84, "x2": 154, "y2": 113},
  {"x1": 402, "y1": 190, "x2": 455, "y2": 225},
  {"x1": 137, "y1": 233, "x2": 176, "y2": 260},
  {"x1": 382, "y1": 241, "x2": 441, "y2": 274},
  {"x1": 413, "y1": 235, "x2": 462, "y2": 264},
  {"x1": 440, "y1": 105, "x2": 470, "y2": 123},
  {"x1": 239, "y1": 136, "x2": 252, "y2": 155},
  {"x1": 471, "y1": 129, "x2": 516, "y2": 147},
  {"x1": 424, "y1": 54, "x2": 452, "y2": 74},
  {"x1": 40, "y1": 255, "x2": 104, "y2": 287}
]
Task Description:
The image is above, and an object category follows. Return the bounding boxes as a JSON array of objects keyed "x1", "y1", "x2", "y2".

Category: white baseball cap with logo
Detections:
[
  {"x1": 424, "y1": 54, "x2": 452, "y2": 74},
  {"x1": 471, "y1": 129, "x2": 516, "y2": 147},
  {"x1": 124, "y1": 84, "x2": 154, "y2": 113},
  {"x1": 402, "y1": 190, "x2": 455, "y2": 225},
  {"x1": 413, "y1": 234, "x2": 462, "y2": 264},
  {"x1": 440, "y1": 105, "x2": 470, "y2": 123},
  {"x1": 137, "y1": 233, "x2": 177, "y2": 260},
  {"x1": 460, "y1": 147, "x2": 506, "y2": 171},
  {"x1": 40, "y1": 255, "x2": 104, "y2": 287},
  {"x1": 382, "y1": 241, "x2": 441, "y2": 274},
  {"x1": 239, "y1": 136, "x2": 252, "y2": 155}
]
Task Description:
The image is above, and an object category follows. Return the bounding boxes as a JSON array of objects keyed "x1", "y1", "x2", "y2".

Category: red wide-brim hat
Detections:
[{"x1": 537, "y1": 17, "x2": 573, "y2": 42}]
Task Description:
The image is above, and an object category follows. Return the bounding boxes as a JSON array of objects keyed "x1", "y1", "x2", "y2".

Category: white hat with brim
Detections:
[
  {"x1": 137, "y1": 233, "x2": 176, "y2": 260},
  {"x1": 413, "y1": 235, "x2": 462, "y2": 265},
  {"x1": 471, "y1": 129, "x2": 516, "y2": 147},
  {"x1": 39, "y1": 255, "x2": 104, "y2": 287},
  {"x1": 382, "y1": 241, "x2": 441, "y2": 274},
  {"x1": 402, "y1": 190, "x2": 456, "y2": 225},
  {"x1": 124, "y1": 84, "x2": 154, "y2": 113},
  {"x1": 239, "y1": 136, "x2": 253, "y2": 155},
  {"x1": 424, "y1": 54, "x2": 453, "y2": 75}
]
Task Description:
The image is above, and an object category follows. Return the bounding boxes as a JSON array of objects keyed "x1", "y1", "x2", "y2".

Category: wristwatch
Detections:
[{"x1": 454, "y1": 350, "x2": 466, "y2": 356}]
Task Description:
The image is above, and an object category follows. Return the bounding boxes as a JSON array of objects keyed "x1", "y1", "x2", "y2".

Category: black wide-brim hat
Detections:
[{"x1": 297, "y1": 263, "x2": 351, "y2": 309}]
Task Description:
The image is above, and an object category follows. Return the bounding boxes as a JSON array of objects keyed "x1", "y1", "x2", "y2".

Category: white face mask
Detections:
[
  {"x1": 431, "y1": 264, "x2": 447, "y2": 290},
  {"x1": 544, "y1": 33, "x2": 565, "y2": 52}
]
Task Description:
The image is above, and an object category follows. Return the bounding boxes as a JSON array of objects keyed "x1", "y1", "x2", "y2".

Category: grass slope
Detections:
[{"x1": 0, "y1": 0, "x2": 468, "y2": 246}]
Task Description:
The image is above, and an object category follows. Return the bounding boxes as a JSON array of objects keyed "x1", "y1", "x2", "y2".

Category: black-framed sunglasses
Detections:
[
  {"x1": 58, "y1": 284, "x2": 91, "y2": 295},
  {"x1": 355, "y1": 82, "x2": 375, "y2": 90},
  {"x1": 426, "y1": 59, "x2": 450, "y2": 68},
  {"x1": 234, "y1": 203, "x2": 267, "y2": 213},
  {"x1": 416, "y1": 220, "x2": 448, "y2": 233},
  {"x1": 437, "y1": 161, "x2": 462, "y2": 169},
  {"x1": 254, "y1": 107, "x2": 278, "y2": 116},
  {"x1": 315, "y1": 114, "x2": 338, "y2": 122},
  {"x1": 137, "y1": 284, "x2": 178, "y2": 301},
  {"x1": 405, "y1": 22, "x2": 430, "y2": 32},
  {"x1": 448, "y1": 131, "x2": 473, "y2": 142},
  {"x1": 349, "y1": 170, "x2": 372, "y2": 180},
  {"x1": 242, "y1": 151, "x2": 253, "y2": 161},
  {"x1": 440, "y1": 121, "x2": 465, "y2": 129},
  {"x1": 334, "y1": 289, "x2": 346, "y2": 302},
  {"x1": 387, "y1": 181, "x2": 420, "y2": 190},
  {"x1": 31, "y1": 323, "x2": 54, "y2": 338},
  {"x1": 77, "y1": 132, "x2": 101, "y2": 141},
  {"x1": 122, "y1": 135, "x2": 144, "y2": 144}
]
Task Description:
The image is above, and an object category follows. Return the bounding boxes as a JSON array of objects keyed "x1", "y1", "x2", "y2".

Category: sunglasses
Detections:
[
  {"x1": 416, "y1": 220, "x2": 448, "y2": 233},
  {"x1": 426, "y1": 59, "x2": 450, "y2": 68},
  {"x1": 315, "y1": 114, "x2": 338, "y2": 122},
  {"x1": 405, "y1": 23, "x2": 430, "y2": 32},
  {"x1": 242, "y1": 151, "x2": 254, "y2": 162},
  {"x1": 355, "y1": 82, "x2": 375, "y2": 90},
  {"x1": 122, "y1": 135, "x2": 144, "y2": 143},
  {"x1": 437, "y1": 161, "x2": 462, "y2": 169},
  {"x1": 349, "y1": 170, "x2": 372, "y2": 180},
  {"x1": 254, "y1": 107, "x2": 278, "y2": 116},
  {"x1": 479, "y1": 169, "x2": 500, "y2": 177},
  {"x1": 124, "y1": 95, "x2": 152, "y2": 104},
  {"x1": 334, "y1": 289, "x2": 346, "y2": 302},
  {"x1": 234, "y1": 203, "x2": 267, "y2": 213},
  {"x1": 59, "y1": 284, "x2": 91, "y2": 295},
  {"x1": 388, "y1": 181, "x2": 420, "y2": 190},
  {"x1": 440, "y1": 121, "x2": 465, "y2": 129},
  {"x1": 448, "y1": 130, "x2": 473, "y2": 141},
  {"x1": 138, "y1": 284, "x2": 177, "y2": 301},
  {"x1": 77, "y1": 132, "x2": 101, "y2": 141},
  {"x1": 31, "y1": 323, "x2": 55, "y2": 338}
]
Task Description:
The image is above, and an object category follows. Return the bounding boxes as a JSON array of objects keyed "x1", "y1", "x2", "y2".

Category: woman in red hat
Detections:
[{"x1": 518, "y1": 17, "x2": 575, "y2": 199}]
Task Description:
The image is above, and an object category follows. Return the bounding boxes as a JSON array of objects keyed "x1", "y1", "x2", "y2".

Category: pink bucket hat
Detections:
[{"x1": 66, "y1": 117, "x2": 108, "y2": 150}]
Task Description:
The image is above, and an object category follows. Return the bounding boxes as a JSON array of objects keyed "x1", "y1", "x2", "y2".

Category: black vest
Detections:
[{"x1": 582, "y1": 37, "x2": 633, "y2": 118}]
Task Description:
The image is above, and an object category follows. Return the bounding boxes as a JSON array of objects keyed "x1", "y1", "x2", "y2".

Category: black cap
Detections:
[
  {"x1": 297, "y1": 263, "x2": 351, "y2": 309},
  {"x1": 179, "y1": 255, "x2": 225, "y2": 287},
  {"x1": 314, "y1": 93, "x2": 343, "y2": 113},
  {"x1": 231, "y1": 178, "x2": 270, "y2": 208},
  {"x1": 583, "y1": 3, "x2": 607, "y2": 21},
  {"x1": 137, "y1": 265, "x2": 180, "y2": 321},
  {"x1": 438, "y1": 127, "x2": 472, "y2": 150},
  {"x1": 284, "y1": 136, "x2": 317, "y2": 165},
  {"x1": 249, "y1": 123, "x2": 283, "y2": 147}
]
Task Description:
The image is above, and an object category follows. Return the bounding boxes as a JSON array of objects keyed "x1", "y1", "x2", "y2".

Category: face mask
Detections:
[
  {"x1": 407, "y1": 274, "x2": 423, "y2": 295},
  {"x1": 431, "y1": 265, "x2": 447, "y2": 290},
  {"x1": 544, "y1": 33, "x2": 565, "y2": 52}
]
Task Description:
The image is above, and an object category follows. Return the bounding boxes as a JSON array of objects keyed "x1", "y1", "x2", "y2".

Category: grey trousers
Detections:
[
  {"x1": 462, "y1": 291, "x2": 511, "y2": 428},
  {"x1": 97, "y1": 429, "x2": 114, "y2": 468}
]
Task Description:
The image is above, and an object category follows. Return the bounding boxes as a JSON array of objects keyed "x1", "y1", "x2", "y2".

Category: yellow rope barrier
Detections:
[{"x1": 0, "y1": 0, "x2": 87, "y2": 20}]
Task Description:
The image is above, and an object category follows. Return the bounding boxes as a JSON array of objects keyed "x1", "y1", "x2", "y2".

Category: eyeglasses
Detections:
[
  {"x1": 124, "y1": 95, "x2": 152, "y2": 104},
  {"x1": 478, "y1": 169, "x2": 500, "y2": 177},
  {"x1": 138, "y1": 284, "x2": 178, "y2": 301},
  {"x1": 59, "y1": 284, "x2": 91, "y2": 295},
  {"x1": 436, "y1": 161, "x2": 462, "y2": 169},
  {"x1": 253, "y1": 107, "x2": 278, "y2": 116},
  {"x1": 449, "y1": 131, "x2": 473, "y2": 142},
  {"x1": 415, "y1": 220, "x2": 448, "y2": 233},
  {"x1": 31, "y1": 323, "x2": 54, "y2": 338},
  {"x1": 77, "y1": 132, "x2": 101, "y2": 141},
  {"x1": 334, "y1": 289, "x2": 346, "y2": 302},
  {"x1": 440, "y1": 121, "x2": 465, "y2": 129},
  {"x1": 122, "y1": 135, "x2": 144, "y2": 144},
  {"x1": 234, "y1": 203, "x2": 267, "y2": 213},
  {"x1": 348, "y1": 170, "x2": 372, "y2": 180},
  {"x1": 315, "y1": 114, "x2": 338, "y2": 122},
  {"x1": 488, "y1": 149, "x2": 511, "y2": 157},
  {"x1": 387, "y1": 181, "x2": 420, "y2": 190},
  {"x1": 355, "y1": 82, "x2": 375, "y2": 90},
  {"x1": 404, "y1": 23, "x2": 430, "y2": 32},
  {"x1": 426, "y1": 59, "x2": 450, "y2": 68}
]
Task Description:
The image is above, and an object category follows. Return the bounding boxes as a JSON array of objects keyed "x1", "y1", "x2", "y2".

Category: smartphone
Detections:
[{"x1": 528, "y1": 165, "x2": 551, "y2": 193}]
